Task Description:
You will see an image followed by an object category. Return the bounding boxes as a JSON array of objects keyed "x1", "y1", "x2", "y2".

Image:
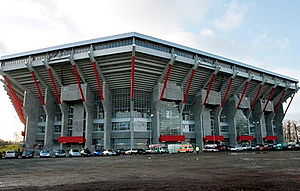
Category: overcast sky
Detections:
[{"x1": 0, "y1": 0, "x2": 299, "y2": 141}]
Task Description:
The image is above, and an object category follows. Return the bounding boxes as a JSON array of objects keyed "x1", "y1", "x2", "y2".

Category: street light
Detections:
[{"x1": 150, "y1": 113, "x2": 154, "y2": 146}]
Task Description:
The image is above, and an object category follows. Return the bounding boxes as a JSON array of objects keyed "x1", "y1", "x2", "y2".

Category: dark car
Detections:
[
  {"x1": 81, "y1": 148, "x2": 92, "y2": 157},
  {"x1": 217, "y1": 145, "x2": 228, "y2": 151},
  {"x1": 22, "y1": 151, "x2": 35, "y2": 158},
  {"x1": 0, "y1": 152, "x2": 3, "y2": 159},
  {"x1": 55, "y1": 150, "x2": 67, "y2": 157},
  {"x1": 93, "y1": 149, "x2": 103, "y2": 156},
  {"x1": 116, "y1": 148, "x2": 125, "y2": 156},
  {"x1": 137, "y1": 149, "x2": 145, "y2": 155}
]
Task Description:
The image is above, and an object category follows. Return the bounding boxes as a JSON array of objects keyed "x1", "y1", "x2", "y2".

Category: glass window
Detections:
[
  {"x1": 94, "y1": 94, "x2": 104, "y2": 119},
  {"x1": 112, "y1": 89, "x2": 130, "y2": 118},
  {"x1": 112, "y1": 122, "x2": 130, "y2": 131},
  {"x1": 235, "y1": 109, "x2": 249, "y2": 136},
  {"x1": 111, "y1": 138, "x2": 130, "y2": 149},
  {"x1": 54, "y1": 125, "x2": 61, "y2": 133},
  {"x1": 93, "y1": 123, "x2": 104, "y2": 132},
  {"x1": 37, "y1": 126, "x2": 45, "y2": 134},
  {"x1": 159, "y1": 101, "x2": 180, "y2": 135},
  {"x1": 38, "y1": 106, "x2": 46, "y2": 122},
  {"x1": 182, "y1": 96, "x2": 194, "y2": 120}
]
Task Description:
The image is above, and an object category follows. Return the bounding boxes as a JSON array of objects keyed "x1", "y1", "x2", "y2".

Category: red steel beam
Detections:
[
  {"x1": 236, "y1": 81, "x2": 249, "y2": 109},
  {"x1": 250, "y1": 84, "x2": 263, "y2": 111},
  {"x1": 160, "y1": 64, "x2": 173, "y2": 101},
  {"x1": 4, "y1": 76, "x2": 26, "y2": 124},
  {"x1": 262, "y1": 87, "x2": 276, "y2": 112},
  {"x1": 92, "y1": 62, "x2": 104, "y2": 100},
  {"x1": 274, "y1": 90, "x2": 286, "y2": 113},
  {"x1": 47, "y1": 68, "x2": 61, "y2": 104},
  {"x1": 221, "y1": 78, "x2": 234, "y2": 107},
  {"x1": 183, "y1": 69, "x2": 195, "y2": 103},
  {"x1": 31, "y1": 71, "x2": 45, "y2": 105},
  {"x1": 72, "y1": 65, "x2": 86, "y2": 102},
  {"x1": 283, "y1": 93, "x2": 295, "y2": 117},
  {"x1": 203, "y1": 74, "x2": 217, "y2": 105},
  {"x1": 131, "y1": 56, "x2": 135, "y2": 99}
]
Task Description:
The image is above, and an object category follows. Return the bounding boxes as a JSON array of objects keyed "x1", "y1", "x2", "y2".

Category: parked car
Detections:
[
  {"x1": 228, "y1": 146, "x2": 243, "y2": 152},
  {"x1": 0, "y1": 152, "x2": 2, "y2": 159},
  {"x1": 276, "y1": 142, "x2": 288, "y2": 150},
  {"x1": 69, "y1": 149, "x2": 81, "y2": 157},
  {"x1": 39, "y1": 150, "x2": 52, "y2": 158},
  {"x1": 258, "y1": 144, "x2": 267, "y2": 151},
  {"x1": 125, "y1": 148, "x2": 139, "y2": 155},
  {"x1": 22, "y1": 151, "x2": 35, "y2": 158},
  {"x1": 178, "y1": 144, "x2": 194, "y2": 153},
  {"x1": 93, "y1": 149, "x2": 104, "y2": 156},
  {"x1": 242, "y1": 145, "x2": 252, "y2": 151},
  {"x1": 265, "y1": 144, "x2": 276, "y2": 151},
  {"x1": 103, "y1": 149, "x2": 116, "y2": 156},
  {"x1": 55, "y1": 150, "x2": 67, "y2": 157},
  {"x1": 217, "y1": 145, "x2": 228, "y2": 152},
  {"x1": 5, "y1": 150, "x2": 19, "y2": 158},
  {"x1": 81, "y1": 148, "x2": 92, "y2": 157},
  {"x1": 116, "y1": 148, "x2": 126, "y2": 156},
  {"x1": 203, "y1": 144, "x2": 219, "y2": 152}
]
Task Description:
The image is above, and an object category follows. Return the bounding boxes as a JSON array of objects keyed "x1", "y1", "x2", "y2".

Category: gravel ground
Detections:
[{"x1": 0, "y1": 151, "x2": 299, "y2": 191}]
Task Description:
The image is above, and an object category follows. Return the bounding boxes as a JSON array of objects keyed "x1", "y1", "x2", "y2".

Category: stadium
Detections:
[{"x1": 0, "y1": 32, "x2": 298, "y2": 151}]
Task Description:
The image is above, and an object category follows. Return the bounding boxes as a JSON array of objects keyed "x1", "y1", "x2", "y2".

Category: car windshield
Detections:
[
  {"x1": 108, "y1": 149, "x2": 113, "y2": 152},
  {"x1": 7, "y1": 151, "x2": 14, "y2": 153},
  {"x1": 72, "y1": 149, "x2": 79, "y2": 152},
  {"x1": 42, "y1": 150, "x2": 49, "y2": 153},
  {"x1": 95, "y1": 150, "x2": 102, "y2": 152}
]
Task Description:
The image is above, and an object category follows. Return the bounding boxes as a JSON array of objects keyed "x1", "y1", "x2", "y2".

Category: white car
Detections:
[
  {"x1": 5, "y1": 150, "x2": 19, "y2": 158},
  {"x1": 68, "y1": 149, "x2": 81, "y2": 157},
  {"x1": 39, "y1": 150, "x2": 52, "y2": 158},
  {"x1": 229, "y1": 146, "x2": 243, "y2": 152},
  {"x1": 125, "y1": 148, "x2": 139, "y2": 155},
  {"x1": 103, "y1": 149, "x2": 116, "y2": 156},
  {"x1": 203, "y1": 144, "x2": 219, "y2": 152}
]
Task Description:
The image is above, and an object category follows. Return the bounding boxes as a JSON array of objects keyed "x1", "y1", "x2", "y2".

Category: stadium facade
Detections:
[{"x1": 0, "y1": 32, "x2": 298, "y2": 151}]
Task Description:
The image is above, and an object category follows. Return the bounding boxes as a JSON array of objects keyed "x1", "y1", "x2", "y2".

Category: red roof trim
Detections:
[
  {"x1": 264, "y1": 136, "x2": 279, "y2": 141},
  {"x1": 237, "y1": 135, "x2": 254, "y2": 141},
  {"x1": 159, "y1": 135, "x2": 185, "y2": 142},
  {"x1": 204, "y1": 136, "x2": 224, "y2": 142},
  {"x1": 58, "y1": 136, "x2": 86, "y2": 143}
]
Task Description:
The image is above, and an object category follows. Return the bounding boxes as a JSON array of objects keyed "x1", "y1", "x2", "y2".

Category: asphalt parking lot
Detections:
[{"x1": 0, "y1": 151, "x2": 299, "y2": 191}]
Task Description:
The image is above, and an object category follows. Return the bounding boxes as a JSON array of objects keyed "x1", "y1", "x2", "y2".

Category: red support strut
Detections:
[
  {"x1": 47, "y1": 69, "x2": 61, "y2": 104},
  {"x1": 31, "y1": 71, "x2": 45, "y2": 105},
  {"x1": 250, "y1": 84, "x2": 263, "y2": 111},
  {"x1": 221, "y1": 78, "x2": 233, "y2": 107},
  {"x1": 236, "y1": 81, "x2": 249, "y2": 109},
  {"x1": 131, "y1": 56, "x2": 135, "y2": 99},
  {"x1": 183, "y1": 69, "x2": 195, "y2": 104},
  {"x1": 4, "y1": 76, "x2": 26, "y2": 124},
  {"x1": 160, "y1": 64, "x2": 173, "y2": 101},
  {"x1": 262, "y1": 87, "x2": 276, "y2": 112},
  {"x1": 72, "y1": 65, "x2": 86, "y2": 102},
  {"x1": 274, "y1": 90, "x2": 286, "y2": 113},
  {"x1": 203, "y1": 74, "x2": 217, "y2": 105},
  {"x1": 284, "y1": 93, "x2": 295, "y2": 117},
  {"x1": 92, "y1": 62, "x2": 104, "y2": 100}
]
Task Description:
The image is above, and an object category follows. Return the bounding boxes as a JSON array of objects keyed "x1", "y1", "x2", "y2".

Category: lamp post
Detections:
[{"x1": 150, "y1": 113, "x2": 154, "y2": 146}]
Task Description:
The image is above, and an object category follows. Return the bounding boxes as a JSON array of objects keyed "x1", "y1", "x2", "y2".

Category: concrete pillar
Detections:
[
  {"x1": 130, "y1": 100, "x2": 134, "y2": 148},
  {"x1": 224, "y1": 97, "x2": 238, "y2": 146},
  {"x1": 193, "y1": 94, "x2": 204, "y2": 149},
  {"x1": 265, "y1": 112, "x2": 275, "y2": 136},
  {"x1": 23, "y1": 91, "x2": 40, "y2": 149},
  {"x1": 151, "y1": 101, "x2": 160, "y2": 144},
  {"x1": 83, "y1": 85, "x2": 94, "y2": 149},
  {"x1": 102, "y1": 82, "x2": 112, "y2": 149},
  {"x1": 59, "y1": 103, "x2": 68, "y2": 149},
  {"x1": 252, "y1": 99, "x2": 267, "y2": 144},
  {"x1": 273, "y1": 103, "x2": 284, "y2": 142},
  {"x1": 73, "y1": 103, "x2": 84, "y2": 136},
  {"x1": 214, "y1": 107, "x2": 222, "y2": 136},
  {"x1": 43, "y1": 88, "x2": 56, "y2": 149}
]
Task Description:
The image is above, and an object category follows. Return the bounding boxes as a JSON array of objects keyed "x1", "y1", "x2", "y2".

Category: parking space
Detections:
[{"x1": 0, "y1": 151, "x2": 300, "y2": 190}]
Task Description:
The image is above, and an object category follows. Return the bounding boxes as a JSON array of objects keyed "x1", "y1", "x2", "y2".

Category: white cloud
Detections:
[{"x1": 213, "y1": 0, "x2": 249, "y2": 31}]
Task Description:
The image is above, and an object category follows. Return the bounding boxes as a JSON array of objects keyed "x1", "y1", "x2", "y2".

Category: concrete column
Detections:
[
  {"x1": 225, "y1": 97, "x2": 238, "y2": 147},
  {"x1": 252, "y1": 99, "x2": 267, "y2": 144},
  {"x1": 265, "y1": 112, "x2": 275, "y2": 136},
  {"x1": 73, "y1": 103, "x2": 84, "y2": 136},
  {"x1": 273, "y1": 103, "x2": 284, "y2": 142},
  {"x1": 214, "y1": 107, "x2": 222, "y2": 135},
  {"x1": 102, "y1": 82, "x2": 112, "y2": 149},
  {"x1": 151, "y1": 101, "x2": 160, "y2": 144},
  {"x1": 23, "y1": 91, "x2": 40, "y2": 149},
  {"x1": 130, "y1": 100, "x2": 134, "y2": 148},
  {"x1": 59, "y1": 103, "x2": 68, "y2": 149},
  {"x1": 83, "y1": 85, "x2": 94, "y2": 149},
  {"x1": 43, "y1": 89, "x2": 56, "y2": 149},
  {"x1": 193, "y1": 94, "x2": 204, "y2": 149}
]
